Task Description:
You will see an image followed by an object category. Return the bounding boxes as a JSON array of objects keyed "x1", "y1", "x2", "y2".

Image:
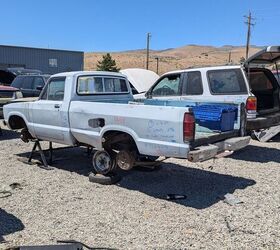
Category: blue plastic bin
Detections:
[{"x1": 192, "y1": 105, "x2": 237, "y2": 132}]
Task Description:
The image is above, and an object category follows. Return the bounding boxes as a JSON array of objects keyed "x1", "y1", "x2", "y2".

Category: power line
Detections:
[{"x1": 244, "y1": 11, "x2": 256, "y2": 59}]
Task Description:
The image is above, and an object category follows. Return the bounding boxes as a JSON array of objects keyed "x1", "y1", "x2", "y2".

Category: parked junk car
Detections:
[
  {"x1": 10, "y1": 74, "x2": 50, "y2": 97},
  {"x1": 0, "y1": 68, "x2": 42, "y2": 86},
  {"x1": 120, "y1": 68, "x2": 159, "y2": 95},
  {"x1": 139, "y1": 46, "x2": 280, "y2": 139},
  {"x1": 0, "y1": 85, "x2": 22, "y2": 118},
  {"x1": 4, "y1": 71, "x2": 250, "y2": 175}
]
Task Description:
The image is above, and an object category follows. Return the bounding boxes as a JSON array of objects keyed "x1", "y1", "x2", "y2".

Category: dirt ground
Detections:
[{"x1": 0, "y1": 125, "x2": 280, "y2": 249}]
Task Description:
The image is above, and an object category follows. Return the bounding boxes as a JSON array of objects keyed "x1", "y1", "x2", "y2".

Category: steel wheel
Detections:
[{"x1": 92, "y1": 150, "x2": 115, "y2": 175}]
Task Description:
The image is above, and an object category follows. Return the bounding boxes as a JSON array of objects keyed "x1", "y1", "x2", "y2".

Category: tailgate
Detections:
[{"x1": 247, "y1": 111, "x2": 280, "y2": 130}]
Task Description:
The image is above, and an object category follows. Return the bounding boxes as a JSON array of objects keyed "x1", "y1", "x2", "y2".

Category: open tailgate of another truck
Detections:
[{"x1": 245, "y1": 46, "x2": 280, "y2": 131}]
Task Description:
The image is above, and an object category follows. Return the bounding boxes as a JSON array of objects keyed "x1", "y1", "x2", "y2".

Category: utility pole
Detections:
[
  {"x1": 228, "y1": 51, "x2": 231, "y2": 63},
  {"x1": 244, "y1": 11, "x2": 255, "y2": 59},
  {"x1": 155, "y1": 57, "x2": 159, "y2": 74},
  {"x1": 146, "y1": 32, "x2": 151, "y2": 70}
]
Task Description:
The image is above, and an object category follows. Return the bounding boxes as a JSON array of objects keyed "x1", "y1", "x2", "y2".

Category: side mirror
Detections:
[
  {"x1": 145, "y1": 91, "x2": 152, "y2": 99},
  {"x1": 36, "y1": 86, "x2": 43, "y2": 91}
]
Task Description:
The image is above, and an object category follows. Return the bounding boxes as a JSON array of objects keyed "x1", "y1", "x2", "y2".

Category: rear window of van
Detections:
[{"x1": 207, "y1": 69, "x2": 248, "y2": 94}]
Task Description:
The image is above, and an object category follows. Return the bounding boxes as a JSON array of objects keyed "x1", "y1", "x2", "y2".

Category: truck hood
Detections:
[
  {"x1": 10, "y1": 97, "x2": 38, "y2": 103},
  {"x1": 0, "y1": 85, "x2": 18, "y2": 91},
  {"x1": 244, "y1": 46, "x2": 280, "y2": 66},
  {"x1": 0, "y1": 70, "x2": 16, "y2": 85},
  {"x1": 120, "y1": 68, "x2": 159, "y2": 93}
]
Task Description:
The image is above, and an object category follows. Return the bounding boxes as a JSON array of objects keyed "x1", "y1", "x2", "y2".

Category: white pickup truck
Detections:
[{"x1": 3, "y1": 71, "x2": 250, "y2": 175}]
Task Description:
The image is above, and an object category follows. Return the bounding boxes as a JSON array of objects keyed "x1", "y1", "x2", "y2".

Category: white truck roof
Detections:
[
  {"x1": 51, "y1": 71, "x2": 127, "y2": 78},
  {"x1": 162, "y1": 65, "x2": 242, "y2": 76}
]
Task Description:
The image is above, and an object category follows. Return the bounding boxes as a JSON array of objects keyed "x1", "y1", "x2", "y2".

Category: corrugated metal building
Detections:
[{"x1": 0, "y1": 45, "x2": 84, "y2": 74}]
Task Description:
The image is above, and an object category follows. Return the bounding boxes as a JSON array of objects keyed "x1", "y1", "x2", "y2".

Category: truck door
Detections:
[
  {"x1": 30, "y1": 77, "x2": 69, "y2": 144},
  {"x1": 146, "y1": 73, "x2": 182, "y2": 101}
]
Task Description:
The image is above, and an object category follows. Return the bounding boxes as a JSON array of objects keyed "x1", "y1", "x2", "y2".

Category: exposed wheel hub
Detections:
[{"x1": 116, "y1": 150, "x2": 135, "y2": 170}]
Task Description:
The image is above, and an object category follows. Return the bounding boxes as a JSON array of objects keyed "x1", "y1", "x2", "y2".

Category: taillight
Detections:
[
  {"x1": 183, "y1": 112, "x2": 195, "y2": 142},
  {"x1": 246, "y1": 96, "x2": 257, "y2": 112}
]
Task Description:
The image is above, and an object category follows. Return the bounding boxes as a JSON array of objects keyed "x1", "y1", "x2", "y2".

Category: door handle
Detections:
[{"x1": 54, "y1": 104, "x2": 60, "y2": 109}]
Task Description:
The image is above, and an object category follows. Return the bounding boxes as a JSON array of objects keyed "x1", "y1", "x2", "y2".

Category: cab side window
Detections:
[
  {"x1": 182, "y1": 71, "x2": 203, "y2": 95},
  {"x1": 22, "y1": 77, "x2": 33, "y2": 89},
  {"x1": 40, "y1": 77, "x2": 65, "y2": 101},
  {"x1": 33, "y1": 77, "x2": 45, "y2": 90},
  {"x1": 11, "y1": 76, "x2": 24, "y2": 88},
  {"x1": 151, "y1": 74, "x2": 181, "y2": 96}
]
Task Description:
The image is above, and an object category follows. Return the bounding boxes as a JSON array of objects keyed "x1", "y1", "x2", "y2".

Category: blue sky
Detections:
[{"x1": 1, "y1": 0, "x2": 280, "y2": 52}]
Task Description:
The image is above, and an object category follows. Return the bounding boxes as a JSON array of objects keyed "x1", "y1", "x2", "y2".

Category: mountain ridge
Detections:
[{"x1": 85, "y1": 45, "x2": 263, "y2": 74}]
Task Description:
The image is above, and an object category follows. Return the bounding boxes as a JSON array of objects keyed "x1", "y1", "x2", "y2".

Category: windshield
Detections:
[{"x1": 0, "y1": 91, "x2": 14, "y2": 98}]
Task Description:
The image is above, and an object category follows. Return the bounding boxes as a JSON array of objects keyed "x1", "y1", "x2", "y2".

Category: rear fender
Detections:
[{"x1": 100, "y1": 125, "x2": 140, "y2": 148}]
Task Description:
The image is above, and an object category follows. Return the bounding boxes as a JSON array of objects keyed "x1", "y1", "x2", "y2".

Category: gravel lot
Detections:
[{"x1": 1, "y1": 125, "x2": 280, "y2": 249}]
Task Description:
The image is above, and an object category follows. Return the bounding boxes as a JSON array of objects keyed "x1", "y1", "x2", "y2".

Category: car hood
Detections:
[
  {"x1": 0, "y1": 85, "x2": 18, "y2": 91},
  {"x1": 244, "y1": 46, "x2": 280, "y2": 66},
  {"x1": 10, "y1": 97, "x2": 38, "y2": 103},
  {"x1": 120, "y1": 68, "x2": 159, "y2": 93},
  {"x1": 0, "y1": 70, "x2": 16, "y2": 85}
]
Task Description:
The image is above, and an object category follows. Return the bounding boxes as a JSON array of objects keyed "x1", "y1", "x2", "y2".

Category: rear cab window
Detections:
[
  {"x1": 77, "y1": 76, "x2": 128, "y2": 95},
  {"x1": 207, "y1": 69, "x2": 248, "y2": 94}
]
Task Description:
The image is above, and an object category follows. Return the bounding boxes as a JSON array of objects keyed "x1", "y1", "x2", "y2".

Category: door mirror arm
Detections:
[
  {"x1": 146, "y1": 91, "x2": 152, "y2": 99},
  {"x1": 36, "y1": 86, "x2": 43, "y2": 91}
]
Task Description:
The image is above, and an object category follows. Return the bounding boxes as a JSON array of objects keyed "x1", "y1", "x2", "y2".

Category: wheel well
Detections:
[
  {"x1": 8, "y1": 115, "x2": 27, "y2": 130},
  {"x1": 102, "y1": 131, "x2": 138, "y2": 152}
]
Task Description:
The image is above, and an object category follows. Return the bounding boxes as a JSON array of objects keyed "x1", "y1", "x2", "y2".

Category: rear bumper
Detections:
[
  {"x1": 188, "y1": 136, "x2": 250, "y2": 162},
  {"x1": 246, "y1": 112, "x2": 280, "y2": 131}
]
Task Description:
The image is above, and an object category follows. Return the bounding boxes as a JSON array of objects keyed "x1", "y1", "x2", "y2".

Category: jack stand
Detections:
[
  {"x1": 28, "y1": 140, "x2": 54, "y2": 170},
  {"x1": 48, "y1": 141, "x2": 53, "y2": 164}
]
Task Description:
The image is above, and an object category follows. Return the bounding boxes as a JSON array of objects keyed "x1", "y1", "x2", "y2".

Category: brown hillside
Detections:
[{"x1": 85, "y1": 45, "x2": 262, "y2": 75}]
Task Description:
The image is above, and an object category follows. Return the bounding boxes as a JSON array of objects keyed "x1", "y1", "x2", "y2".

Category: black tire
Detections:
[{"x1": 88, "y1": 172, "x2": 121, "y2": 185}]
